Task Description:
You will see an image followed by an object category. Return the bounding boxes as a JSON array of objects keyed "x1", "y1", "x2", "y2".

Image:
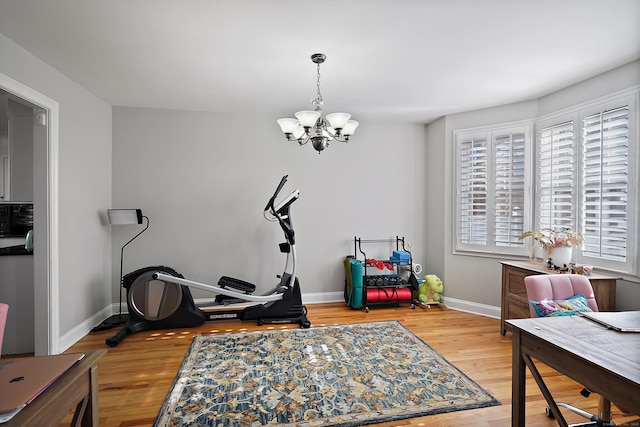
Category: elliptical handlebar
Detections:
[
  {"x1": 264, "y1": 175, "x2": 298, "y2": 245},
  {"x1": 264, "y1": 174, "x2": 288, "y2": 213}
]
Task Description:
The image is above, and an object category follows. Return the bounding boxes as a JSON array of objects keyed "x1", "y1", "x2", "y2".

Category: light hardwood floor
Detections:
[{"x1": 60, "y1": 302, "x2": 635, "y2": 426}]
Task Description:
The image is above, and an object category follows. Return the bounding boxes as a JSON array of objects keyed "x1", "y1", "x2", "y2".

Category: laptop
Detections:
[
  {"x1": 0, "y1": 353, "x2": 85, "y2": 423},
  {"x1": 582, "y1": 311, "x2": 640, "y2": 332}
]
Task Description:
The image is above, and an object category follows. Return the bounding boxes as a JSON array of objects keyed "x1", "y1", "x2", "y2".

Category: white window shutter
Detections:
[
  {"x1": 538, "y1": 121, "x2": 575, "y2": 232},
  {"x1": 458, "y1": 136, "x2": 488, "y2": 246},
  {"x1": 582, "y1": 106, "x2": 629, "y2": 262},
  {"x1": 494, "y1": 132, "x2": 526, "y2": 247}
]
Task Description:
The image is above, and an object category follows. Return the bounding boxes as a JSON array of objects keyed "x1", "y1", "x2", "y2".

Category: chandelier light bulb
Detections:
[
  {"x1": 277, "y1": 118, "x2": 300, "y2": 137},
  {"x1": 325, "y1": 113, "x2": 351, "y2": 132},
  {"x1": 341, "y1": 120, "x2": 360, "y2": 137},
  {"x1": 295, "y1": 110, "x2": 322, "y2": 128}
]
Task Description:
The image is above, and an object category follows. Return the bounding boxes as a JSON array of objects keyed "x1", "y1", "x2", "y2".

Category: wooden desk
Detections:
[
  {"x1": 500, "y1": 260, "x2": 619, "y2": 335},
  {"x1": 507, "y1": 315, "x2": 640, "y2": 427},
  {"x1": 4, "y1": 350, "x2": 105, "y2": 427}
]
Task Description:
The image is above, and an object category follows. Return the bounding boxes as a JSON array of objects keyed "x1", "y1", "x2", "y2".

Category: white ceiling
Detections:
[{"x1": 1, "y1": 0, "x2": 639, "y2": 124}]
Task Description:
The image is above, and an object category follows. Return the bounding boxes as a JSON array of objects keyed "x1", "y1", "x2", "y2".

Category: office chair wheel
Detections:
[{"x1": 545, "y1": 406, "x2": 554, "y2": 418}]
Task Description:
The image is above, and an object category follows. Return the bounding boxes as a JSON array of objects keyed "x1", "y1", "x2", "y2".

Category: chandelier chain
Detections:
[{"x1": 315, "y1": 62, "x2": 323, "y2": 106}]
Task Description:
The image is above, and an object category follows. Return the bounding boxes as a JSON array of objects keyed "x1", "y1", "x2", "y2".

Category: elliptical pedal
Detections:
[{"x1": 218, "y1": 276, "x2": 256, "y2": 294}]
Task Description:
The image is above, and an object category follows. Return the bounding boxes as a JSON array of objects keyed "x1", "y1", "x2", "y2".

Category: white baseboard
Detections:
[
  {"x1": 58, "y1": 295, "x2": 499, "y2": 352},
  {"x1": 57, "y1": 305, "x2": 115, "y2": 353},
  {"x1": 442, "y1": 296, "x2": 501, "y2": 319},
  {"x1": 300, "y1": 293, "x2": 502, "y2": 320},
  {"x1": 301, "y1": 291, "x2": 344, "y2": 304}
]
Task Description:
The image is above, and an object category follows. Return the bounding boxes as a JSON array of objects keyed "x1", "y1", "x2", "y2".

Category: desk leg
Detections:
[
  {"x1": 79, "y1": 364, "x2": 100, "y2": 427},
  {"x1": 69, "y1": 362, "x2": 99, "y2": 427},
  {"x1": 511, "y1": 329, "x2": 525, "y2": 427},
  {"x1": 71, "y1": 397, "x2": 89, "y2": 427},
  {"x1": 599, "y1": 397, "x2": 611, "y2": 423},
  {"x1": 522, "y1": 354, "x2": 568, "y2": 427}
]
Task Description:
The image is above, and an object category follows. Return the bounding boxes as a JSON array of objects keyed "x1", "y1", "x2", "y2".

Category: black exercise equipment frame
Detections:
[{"x1": 105, "y1": 175, "x2": 310, "y2": 347}]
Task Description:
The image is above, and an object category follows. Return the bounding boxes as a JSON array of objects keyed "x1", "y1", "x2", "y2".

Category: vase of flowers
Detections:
[
  {"x1": 519, "y1": 228, "x2": 584, "y2": 269},
  {"x1": 542, "y1": 245, "x2": 573, "y2": 268}
]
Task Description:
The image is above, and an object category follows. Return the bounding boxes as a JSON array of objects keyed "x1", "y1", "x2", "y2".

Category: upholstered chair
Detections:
[
  {"x1": 524, "y1": 274, "x2": 615, "y2": 426},
  {"x1": 524, "y1": 274, "x2": 598, "y2": 317}
]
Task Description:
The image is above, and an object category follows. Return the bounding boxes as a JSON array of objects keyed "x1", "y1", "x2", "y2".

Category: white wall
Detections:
[
  {"x1": 425, "y1": 60, "x2": 640, "y2": 314},
  {"x1": 0, "y1": 32, "x2": 112, "y2": 352},
  {"x1": 112, "y1": 107, "x2": 428, "y2": 301}
]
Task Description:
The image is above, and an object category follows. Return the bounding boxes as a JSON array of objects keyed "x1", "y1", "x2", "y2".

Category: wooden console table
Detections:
[
  {"x1": 500, "y1": 260, "x2": 619, "y2": 335},
  {"x1": 4, "y1": 350, "x2": 105, "y2": 427}
]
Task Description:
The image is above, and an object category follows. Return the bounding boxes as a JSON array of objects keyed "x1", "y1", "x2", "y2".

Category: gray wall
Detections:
[
  {"x1": 424, "y1": 60, "x2": 640, "y2": 314},
  {"x1": 0, "y1": 32, "x2": 112, "y2": 353},
  {"x1": 112, "y1": 108, "x2": 428, "y2": 300}
]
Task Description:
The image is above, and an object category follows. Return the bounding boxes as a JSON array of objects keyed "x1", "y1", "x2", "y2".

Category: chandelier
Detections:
[{"x1": 277, "y1": 53, "x2": 359, "y2": 154}]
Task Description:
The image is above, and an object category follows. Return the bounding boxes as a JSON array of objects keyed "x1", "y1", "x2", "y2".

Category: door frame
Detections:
[{"x1": 0, "y1": 72, "x2": 59, "y2": 355}]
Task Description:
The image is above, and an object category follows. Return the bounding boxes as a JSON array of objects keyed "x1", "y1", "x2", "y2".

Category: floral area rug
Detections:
[{"x1": 154, "y1": 321, "x2": 499, "y2": 426}]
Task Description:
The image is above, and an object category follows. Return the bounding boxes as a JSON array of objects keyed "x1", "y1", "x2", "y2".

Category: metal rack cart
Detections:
[{"x1": 354, "y1": 236, "x2": 416, "y2": 312}]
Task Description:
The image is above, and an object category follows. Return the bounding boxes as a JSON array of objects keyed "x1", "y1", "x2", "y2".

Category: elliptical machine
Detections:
[{"x1": 106, "y1": 175, "x2": 310, "y2": 347}]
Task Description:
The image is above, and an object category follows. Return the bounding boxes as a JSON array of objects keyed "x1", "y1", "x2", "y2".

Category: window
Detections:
[
  {"x1": 536, "y1": 93, "x2": 637, "y2": 274},
  {"x1": 455, "y1": 123, "x2": 532, "y2": 254},
  {"x1": 453, "y1": 89, "x2": 638, "y2": 276}
]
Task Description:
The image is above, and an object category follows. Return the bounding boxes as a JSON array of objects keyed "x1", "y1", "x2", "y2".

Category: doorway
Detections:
[{"x1": 0, "y1": 73, "x2": 59, "y2": 356}]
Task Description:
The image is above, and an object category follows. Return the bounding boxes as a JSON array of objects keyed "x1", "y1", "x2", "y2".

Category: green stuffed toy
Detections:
[{"x1": 418, "y1": 274, "x2": 443, "y2": 304}]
